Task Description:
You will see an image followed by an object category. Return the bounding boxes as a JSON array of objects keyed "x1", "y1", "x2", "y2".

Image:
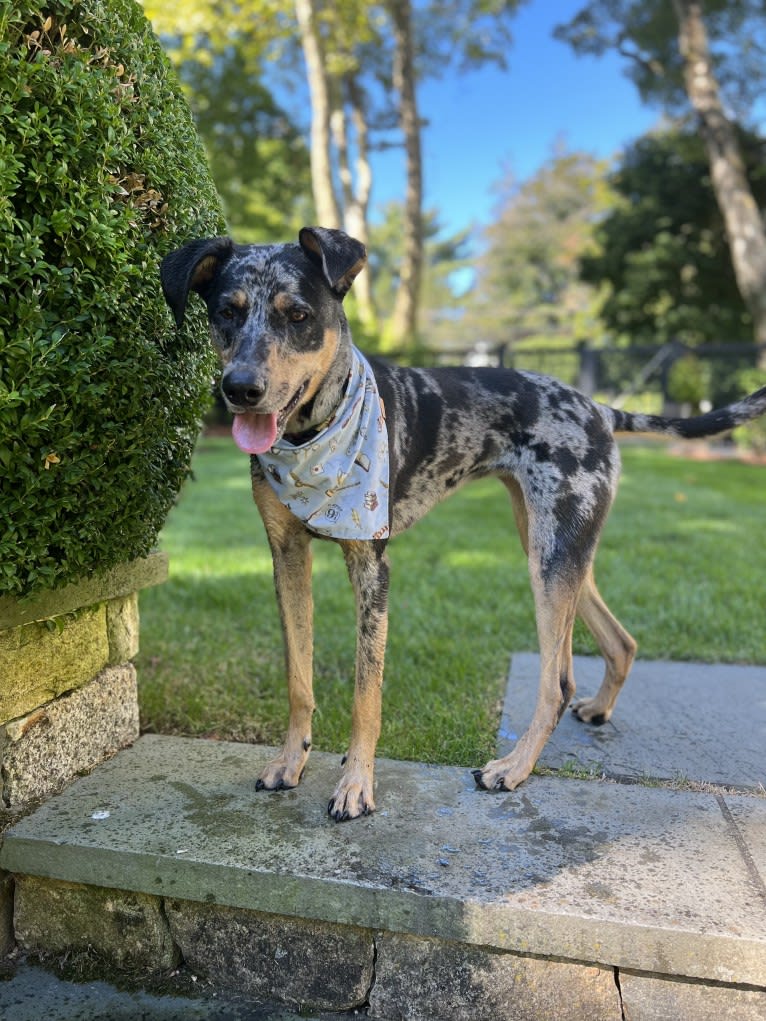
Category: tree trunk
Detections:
[
  {"x1": 673, "y1": 0, "x2": 766, "y2": 367},
  {"x1": 344, "y1": 74, "x2": 378, "y2": 332},
  {"x1": 388, "y1": 0, "x2": 424, "y2": 348},
  {"x1": 294, "y1": 0, "x2": 341, "y2": 228}
]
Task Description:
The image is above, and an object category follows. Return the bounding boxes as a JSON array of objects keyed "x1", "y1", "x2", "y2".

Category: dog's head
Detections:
[{"x1": 160, "y1": 227, "x2": 367, "y2": 453}]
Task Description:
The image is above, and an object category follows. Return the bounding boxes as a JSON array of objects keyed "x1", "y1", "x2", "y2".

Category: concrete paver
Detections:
[
  {"x1": 2, "y1": 734, "x2": 765, "y2": 986},
  {"x1": 499, "y1": 654, "x2": 766, "y2": 790}
]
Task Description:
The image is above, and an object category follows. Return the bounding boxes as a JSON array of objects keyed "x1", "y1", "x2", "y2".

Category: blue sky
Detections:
[{"x1": 372, "y1": 0, "x2": 661, "y2": 238}]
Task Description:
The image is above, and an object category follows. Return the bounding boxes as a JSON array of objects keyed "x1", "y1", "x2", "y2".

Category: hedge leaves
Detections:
[{"x1": 1, "y1": 0, "x2": 225, "y2": 596}]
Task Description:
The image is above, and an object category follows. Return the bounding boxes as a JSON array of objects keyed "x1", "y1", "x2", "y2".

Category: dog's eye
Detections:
[
  {"x1": 289, "y1": 309, "x2": 309, "y2": 323},
  {"x1": 220, "y1": 307, "x2": 234, "y2": 321}
]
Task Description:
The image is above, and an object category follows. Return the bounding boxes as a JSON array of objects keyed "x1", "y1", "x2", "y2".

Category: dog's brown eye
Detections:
[
  {"x1": 289, "y1": 309, "x2": 308, "y2": 323},
  {"x1": 220, "y1": 307, "x2": 234, "y2": 320}
]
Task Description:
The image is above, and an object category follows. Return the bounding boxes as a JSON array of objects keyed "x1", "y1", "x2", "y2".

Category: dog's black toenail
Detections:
[
  {"x1": 472, "y1": 768, "x2": 488, "y2": 790},
  {"x1": 255, "y1": 779, "x2": 265, "y2": 791}
]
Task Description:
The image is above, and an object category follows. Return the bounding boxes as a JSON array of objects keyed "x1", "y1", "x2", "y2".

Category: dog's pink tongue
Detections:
[{"x1": 232, "y1": 412, "x2": 278, "y2": 455}]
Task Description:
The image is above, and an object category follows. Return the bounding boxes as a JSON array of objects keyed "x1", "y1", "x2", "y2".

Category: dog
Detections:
[{"x1": 161, "y1": 227, "x2": 766, "y2": 822}]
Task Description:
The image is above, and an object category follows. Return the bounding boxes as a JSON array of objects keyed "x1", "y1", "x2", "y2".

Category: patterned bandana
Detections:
[{"x1": 257, "y1": 348, "x2": 390, "y2": 540}]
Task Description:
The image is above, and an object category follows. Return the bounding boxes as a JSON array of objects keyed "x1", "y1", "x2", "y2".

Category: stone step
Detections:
[
  {"x1": 500, "y1": 654, "x2": 766, "y2": 790},
  {"x1": 2, "y1": 733, "x2": 765, "y2": 1019}
]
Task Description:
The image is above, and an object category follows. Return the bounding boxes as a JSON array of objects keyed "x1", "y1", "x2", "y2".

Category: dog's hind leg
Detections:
[
  {"x1": 474, "y1": 560, "x2": 581, "y2": 791},
  {"x1": 476, "y1": 474, "x2": 612, "y2": 791},
  {"x1": 252, "y1": 478, "x2": 315, "y2": 792},
  {"x1": 328, "y1": 540, "x2": 390, "y2": 821},
  {"x1": 571, "y1": 568, "x2": 636, "y2": 725}
]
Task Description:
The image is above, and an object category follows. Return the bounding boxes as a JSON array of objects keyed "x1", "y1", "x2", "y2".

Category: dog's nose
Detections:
[{"x1": 221, "y1": 369, "x2": 266, "y2": 408}]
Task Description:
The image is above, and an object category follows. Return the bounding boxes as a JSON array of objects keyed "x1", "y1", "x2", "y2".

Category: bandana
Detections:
[{"x1": 257, "y1": 348, "x2": 389, "y2": 540}]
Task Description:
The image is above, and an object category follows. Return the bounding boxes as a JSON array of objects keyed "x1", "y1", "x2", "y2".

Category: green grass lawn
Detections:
[{"x1": 137, "y1": 436, "x2": 765, "y2": 766}]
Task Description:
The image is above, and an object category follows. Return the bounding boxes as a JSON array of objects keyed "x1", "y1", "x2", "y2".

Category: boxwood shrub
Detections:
[{"x1": 0, "y1": 0, "x2": 226, "y2": 596}]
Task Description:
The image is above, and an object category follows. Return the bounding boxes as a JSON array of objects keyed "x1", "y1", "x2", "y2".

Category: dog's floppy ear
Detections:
[
  {"x1": 298, "y1": 226, "x2": 367, "y2": 297},
  {"x1": 160, "y1": 237, "x2": 235, "y2": 328}
]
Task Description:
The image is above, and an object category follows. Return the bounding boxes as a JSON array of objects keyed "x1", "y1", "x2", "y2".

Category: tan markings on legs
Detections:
[
  {"x1": 571, "y1": 567, "x2": 637, "y2": 725},
  {"x1": 477, "y1": 575, "x2": 579, "y2": 790},
  {"x1": 475, "y1": 528, "x2": 582, "y2": 792},
  {"x1": 328, "y1": 540, "x2": 389, "y2": 821},
  {"x1": 252, "y1": 477, "x2": 315, "y2": 791},
  {"x1": 501, "y1": 475, "x2": 530, "y2": 555}
]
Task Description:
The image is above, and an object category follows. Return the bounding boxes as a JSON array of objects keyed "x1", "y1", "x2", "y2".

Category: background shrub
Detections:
[
  {"x1": 733, "y1": 368, "x2": 766, "y2": 454},
  {"x1": 0, "y1": 0, "x2": 225, "y2": 597}
]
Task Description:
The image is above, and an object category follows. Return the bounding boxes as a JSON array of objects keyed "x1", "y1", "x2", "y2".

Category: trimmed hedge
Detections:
[{"x1": 0, "y1": 0, "x2": 225, "y2": 596}]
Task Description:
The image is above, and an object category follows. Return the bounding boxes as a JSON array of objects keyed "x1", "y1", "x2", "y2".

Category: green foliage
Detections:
[
  {"x1": 467, "y1": 148, "x2": 615, "y2": 347},
  {"x1": 733, "y1": 368, "x2": 766, "y2": 453},
  {"x1": 666, "y1": 355, "x2": 710, "y2": 412},
  {"x1": 0, "y1": 0, "x2": 225, "y2": 596},
  {"x1": 162, "y1": 36, "x2": 311, "y2": 242},
  {"x1": 555, "y1": 1, "x2": 766, "y2": 125},
  {"x1": 582, "y1": 128, "x2": 766, "y2": 345}
]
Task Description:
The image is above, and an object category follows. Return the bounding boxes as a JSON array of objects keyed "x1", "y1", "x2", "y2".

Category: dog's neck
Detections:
[{"x1": 284, "y1": 317, "x2": 354, "y2": 443}]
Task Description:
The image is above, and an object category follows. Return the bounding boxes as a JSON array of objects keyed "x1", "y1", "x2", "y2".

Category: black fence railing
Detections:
[{"x1": 420, "y1": 340, "x2": 764, "y2": 408}]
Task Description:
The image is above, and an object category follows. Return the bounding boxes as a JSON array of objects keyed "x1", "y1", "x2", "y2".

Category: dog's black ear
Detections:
[
  {"x1": 298, "y1": 227, "x2": 367, "y2": 297},
  {"x1": 160, "y1": 237, "x2": 235, "y2": 328}
]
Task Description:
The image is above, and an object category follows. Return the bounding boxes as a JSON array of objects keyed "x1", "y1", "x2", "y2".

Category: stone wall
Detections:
[
  {"x1": 11, "y1": 876, "x2": 766, "y2": 1020},
  {"x1": 0, "y1": 553, "x2": 167, "y2": 958}
]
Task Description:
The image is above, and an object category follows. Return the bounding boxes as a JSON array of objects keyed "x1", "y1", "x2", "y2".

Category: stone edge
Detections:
[{"x1": 0, "y1": 552, "x2": 168, "y2": 630}]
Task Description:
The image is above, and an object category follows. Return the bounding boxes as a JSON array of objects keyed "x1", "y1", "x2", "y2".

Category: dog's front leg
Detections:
[
  {"x1": 329, "y1": 540, "x2": 390, "y2": 821},
  {"x1": 253, "y1": 478, "x2": 315, "y2": 792}
]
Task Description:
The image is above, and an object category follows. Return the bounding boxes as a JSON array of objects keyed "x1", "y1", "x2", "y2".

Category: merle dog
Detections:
[{"x1": 161, "y1": 227, "x2": 766, "y2": 822}]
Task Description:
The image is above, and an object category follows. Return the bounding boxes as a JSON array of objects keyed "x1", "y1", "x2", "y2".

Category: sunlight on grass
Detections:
[{"x1": 137, "y1": 438, "x2": 765, "y2": 764}]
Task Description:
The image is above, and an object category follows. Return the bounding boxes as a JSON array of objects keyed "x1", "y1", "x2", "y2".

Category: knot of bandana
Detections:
[{"x1": 257, "y1": 348, "x2": 390, "y2": 540}]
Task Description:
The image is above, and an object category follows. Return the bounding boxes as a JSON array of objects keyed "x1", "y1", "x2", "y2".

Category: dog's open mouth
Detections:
[{"x1": 231, "y1": 384, "x2": 306, "y2": 455}]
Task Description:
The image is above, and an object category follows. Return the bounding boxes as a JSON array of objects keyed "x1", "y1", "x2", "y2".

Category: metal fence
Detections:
[{"x1": 426, "y1": 340, "x2": 764, "y2": 408}]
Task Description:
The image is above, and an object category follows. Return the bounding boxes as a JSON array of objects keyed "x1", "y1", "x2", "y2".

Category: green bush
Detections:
[
  {"x1": 666, "y1": 354, "x2": 711, "y2": 413},
  {"x1": 733, "y1": 367, "x2": 766, "y2": 454},
  {"x1": 0, "y1": 0, "x2": 225, "y2": 596}
]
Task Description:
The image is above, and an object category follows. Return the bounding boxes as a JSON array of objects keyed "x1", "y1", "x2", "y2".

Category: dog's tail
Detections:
[{"x1": 604, "y1": 385, "x2": 766, "y2": 440}]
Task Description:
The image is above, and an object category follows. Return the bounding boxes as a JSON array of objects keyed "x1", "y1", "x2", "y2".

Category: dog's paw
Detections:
[
  {"x1": 255, "y1": 752, "x2": 306, "y2": 792},
  {"x1": 472, "y1": 755, "x2": 531, "y2": 793},
  {"x1": 327, "y1": 770, "x2": 375, "y2": 822},
  {"x1": 571, "y1": 698, "x2": 609, "y2": 726}
]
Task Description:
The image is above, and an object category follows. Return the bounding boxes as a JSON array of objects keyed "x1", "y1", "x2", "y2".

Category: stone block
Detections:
[
  {"x1": 369, "y1": 932, "x2": 621, "y2": 1021},
  {"x1": 0, "y1": 665, "x2": 139, "y2": 807},
  {"x1": 0, "y1": 605, "x2": 109, "y2": 725},
  {"x1": 0, "y1": 870, "x2": 13, "y2": 958},
  {"x1": 619, "y1": 970, "x2": 766, "y2": 1021},
  {"x1": 106, "y1": 593, "x2": 140, "y2": 665},
  {"x1": 14, "y1": 876, "x2": 178, "y2": 972},
  {"x1": 165, "y1": 899, "x2": 374, "y2": 1011}
]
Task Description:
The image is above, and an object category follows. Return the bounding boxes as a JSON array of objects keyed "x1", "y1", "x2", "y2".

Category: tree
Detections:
[
  {"x1": 143, "y1": 0, "x2": 310, "y2": 242},
  {"x1": 556, "y1": 0, "x2": 766, "y2": 365},
  {"x1": 145, "y1": 0, "x2": 527, "y2": 348},
  {"x1": 467, "y1": 148, "x2": 615, "y2": 347},
  {"x1": 387, "y1": 0, "x2": 423, "y2": 346},
  {"x1": 673, "y1": 1, "x2": 766, "y2": 362},
  {"x1": 581, "y1": 128, "x2": 766, "y2": 347},
  {"x1": 178, "y1": 46, "x2": 311, "y2": 241}
]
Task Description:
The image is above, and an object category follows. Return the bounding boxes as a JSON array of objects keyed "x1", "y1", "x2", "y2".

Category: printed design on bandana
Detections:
[{"x1": 257, "y1": 348, "x2": 389, "y2": 540}]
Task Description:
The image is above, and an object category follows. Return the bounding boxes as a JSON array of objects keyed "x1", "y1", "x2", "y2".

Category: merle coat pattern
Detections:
[{"x1": 161, "y1": 227, "x2": 766, "y2": 822}]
